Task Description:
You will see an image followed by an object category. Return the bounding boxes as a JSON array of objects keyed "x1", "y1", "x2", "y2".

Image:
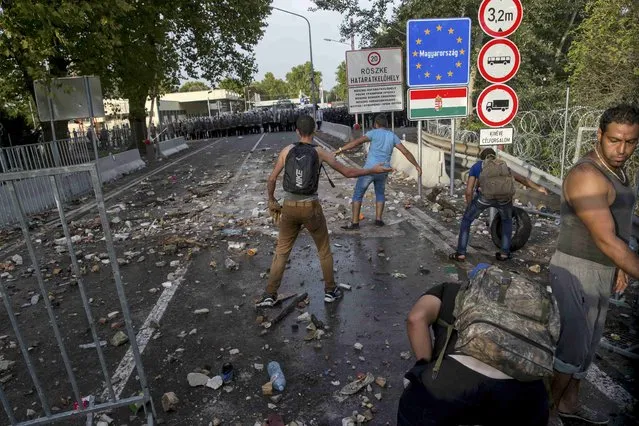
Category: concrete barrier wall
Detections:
[
  {"x1": 158, "y1": 137, "x2": 189, "y2": 157},
  {"x1": 98, "y1": 149, "x2": 146, "y2": 183},
  {"x1": 360, "y1": 138, "x2": 450, "y2": 188},
  {"x1": 320, "y1": 122, "x2": 352, "y2": 142}
]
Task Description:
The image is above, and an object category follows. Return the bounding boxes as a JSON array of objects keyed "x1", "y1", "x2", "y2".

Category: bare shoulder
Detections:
[
  {"x1": 314, "y1": 146, "x2": 330, "y2": 161},
  {"x1": 564, "y1": 161, "x2": 612, "y2": 201}
]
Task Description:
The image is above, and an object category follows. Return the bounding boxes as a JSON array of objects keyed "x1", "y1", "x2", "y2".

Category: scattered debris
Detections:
[
  {"x1": 110, "y1": 331, "x2": 129, "y2": 347},
  {"x1": 187, "y1": 372, "x2": 210, "y2": 387},
  {"x1": 161, "y1": 392, "x2": 179, "y2": 412}
]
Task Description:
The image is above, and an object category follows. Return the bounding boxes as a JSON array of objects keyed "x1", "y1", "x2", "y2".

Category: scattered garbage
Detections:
[
  {"x1": 529, "y1": 264, "x2": 542, "y2": 273},
  {"x1": 222, "y1": 362, "x2": 234, "y2": 384},
  {"x1": 224, "y1": 258, "x2": 239, "y2": 271},
  {"x1": 267, "y1": 361, "x2": 286, "y2": 392},
  {"x1": 391, "y1": 272, "x2": 407, "y2": 279},
  {"x1": 338, "y1": 372, "x2": 375, "y2": 397}
]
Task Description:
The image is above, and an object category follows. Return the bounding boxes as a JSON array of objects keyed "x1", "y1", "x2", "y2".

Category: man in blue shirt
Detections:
[
  {"x1": 335, "y1": 114, "x2": 422, "y2": 229},
  {"x1": 450, "y1": 148, "x2": 548, "y2": 261}
]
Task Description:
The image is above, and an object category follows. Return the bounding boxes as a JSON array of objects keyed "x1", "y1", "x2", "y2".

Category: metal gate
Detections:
[
  {"x1": 0, "y1": 138, "x2": 94, "y2": 228},
  {"x1": 0, "y1": 164, "x2": 155, "y2": 425}
]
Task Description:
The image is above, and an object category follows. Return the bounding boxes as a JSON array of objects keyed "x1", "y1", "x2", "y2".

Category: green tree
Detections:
[
  {"x1": 313, "y1": 0, "x2": 589, "y2": 112},
  {"x1": 179, "y1": 81, "x2": 210, "y2": 92},
  {"x1": 218, "y1": 78, "x2": 244, "y2": 95},
  {"x1": 109, "y1": 0, "x2": 271, "y2": 150},
  {"x1": 333, "y1": 61, "x2": 348, "y2": 101},
  {"x1": 0, "y1": 1, "x2": 130, "y2": 139},
  {"x1": 255, "y1": 72, "x2": 289, "y2": 100},
  {"x1": 0, "y1": 0, "x2": 270, "y2": 150},
  {"x1": 567, "y1": 0, "x2": 639, "y2": 108},
  {"x1": 285, "y1": 62, "x2": 322, "y2": 102}
]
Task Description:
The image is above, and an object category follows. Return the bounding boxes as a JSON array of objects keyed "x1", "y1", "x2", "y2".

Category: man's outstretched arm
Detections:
[
  {"x1": 395, "y1": 143, "x2": 422, "y2": 176},
  {"x1": 318, "y1": 149, "x2": 391, "y2": 178},
  {"x1": 513, "y1": 171, "x2": 549, "y2": 194},
  {"x1": 335, "y1": 135, "x2": 370, "y2": 155}
]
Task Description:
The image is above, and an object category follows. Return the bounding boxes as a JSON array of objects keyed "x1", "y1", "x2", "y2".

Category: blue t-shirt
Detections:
[
  {"x1": 469, "y1": 160, "x2": 483, "y2": 178},
  {"x1": 364, "y1": 128, "x2": 401, "y2": 168}
]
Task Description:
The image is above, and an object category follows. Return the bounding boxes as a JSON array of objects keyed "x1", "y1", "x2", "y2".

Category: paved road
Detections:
[{"x1": 0, "y1": 131, "x2": 635, "y2": 425}]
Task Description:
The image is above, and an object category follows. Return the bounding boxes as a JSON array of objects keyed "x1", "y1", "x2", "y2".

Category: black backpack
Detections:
[{"x1": 283, "y1": 143, "x2": 333, "y2": 195}]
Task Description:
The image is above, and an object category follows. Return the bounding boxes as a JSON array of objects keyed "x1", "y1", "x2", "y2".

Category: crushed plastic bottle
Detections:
[{"x1": 267, "y1": 361, "x2": 286, "y2": 392}]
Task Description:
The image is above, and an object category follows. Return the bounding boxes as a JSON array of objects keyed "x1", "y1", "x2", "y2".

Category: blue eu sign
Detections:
[{"x1": 406, "y1": 18, "x2": 472, "y2": 88}]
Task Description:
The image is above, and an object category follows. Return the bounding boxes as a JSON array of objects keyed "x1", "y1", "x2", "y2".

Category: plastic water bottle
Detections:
[{"x1": 267, "y1": 361, "x2": 286, "y2": 391}]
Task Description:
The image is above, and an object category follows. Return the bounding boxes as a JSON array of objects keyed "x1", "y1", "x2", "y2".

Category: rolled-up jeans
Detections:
[{"x1": 456, "y1": 194, "x2": 513, "y2": 255}]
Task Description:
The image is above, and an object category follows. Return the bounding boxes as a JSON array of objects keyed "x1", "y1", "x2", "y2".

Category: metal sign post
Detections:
[
  {"x1": 450, "y1": 119, "x2": 456, "y2": 196},
  {"x1": 418, "y1": 120, "x2": 423, "y2": 197},
  {"x1": 83, "y1": 76, "x2": 102, "y2": 184}
]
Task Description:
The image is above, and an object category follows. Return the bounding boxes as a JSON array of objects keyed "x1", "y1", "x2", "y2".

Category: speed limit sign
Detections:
[{"x1": 478, "y1": 0, "x2": 523, "y2": 38}]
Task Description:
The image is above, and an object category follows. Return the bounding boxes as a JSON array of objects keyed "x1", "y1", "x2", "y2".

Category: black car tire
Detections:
[{"x1": 490, "y1": 206, "x2": 532, "y2": 252}]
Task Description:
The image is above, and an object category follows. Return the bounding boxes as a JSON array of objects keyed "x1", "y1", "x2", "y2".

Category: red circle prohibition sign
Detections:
[
  {"x1": 477, "y1": 38, "x2": 521, "y2": 84},
  {"x1": 478, "y1": 0, "x2": 523, "y2": 38},
  {"x1": 367, "y1": 51, "x2": 381, "y2": 66},
  {"x1": 476, "y1": 84, "x2": 519, "y2": 128}
]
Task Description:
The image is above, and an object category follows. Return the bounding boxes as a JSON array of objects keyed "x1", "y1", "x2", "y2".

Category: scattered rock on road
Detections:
[
  {"x1": 187, "y1": 372, "x2": 210, "y2": 387},
  {"x1": 110, "y1": 331, "x2": 129, "y2": 347},
  {"x1": 161, "y1": 392, "x2": 179, "y2": 412}
]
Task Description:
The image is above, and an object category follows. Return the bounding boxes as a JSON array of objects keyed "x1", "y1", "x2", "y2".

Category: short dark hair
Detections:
[
  {"x1": 374, "y1": 114, "x2": 388, "y2": 128},
  {"x1": 599, "y1": 104, "x2": 639, "y2": 133},
  {"x1": 296, "y1": 115, "x2": 316, "y2": 136},
  {"x1": 480, "y1": 148, "x2": 496, "y2": 160}
]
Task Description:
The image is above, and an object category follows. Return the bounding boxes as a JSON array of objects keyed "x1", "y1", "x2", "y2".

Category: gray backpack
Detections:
[
  {"x1": 479, "y1": 157, "x2": 516, "y2": 201},
  {"x1": 434, "y1": 265, "x2": 560, "y2": 381}
]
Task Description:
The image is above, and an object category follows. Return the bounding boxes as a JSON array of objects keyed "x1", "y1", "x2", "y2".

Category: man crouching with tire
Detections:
[{"x1": 449, "y1": 148, "x2": 548, "y2": 262}]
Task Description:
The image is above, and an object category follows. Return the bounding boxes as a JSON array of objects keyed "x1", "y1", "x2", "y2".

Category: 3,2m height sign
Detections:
[{"x1": 478, "y1": 0, "x2": 523, "y2": 38}]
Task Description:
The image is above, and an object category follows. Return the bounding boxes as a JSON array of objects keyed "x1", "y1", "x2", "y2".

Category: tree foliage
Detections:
[
  {"x1": 285, "y1": 62, "x2": 322, "y2": 101},
  {"x1": 0, "y1": 0, "x2": 270, "y2": 148},
  {"x1": 179, "y1": 81, "x2": 210, "y2": 92},
  {"x1": 218, "y1": 78, "x2": 244, "y2": 95},
  {"x1": 253, "y1": 72, "x2": 289, "y2": 100},
  {"x1": 311, "y1": 0, "x2": 590, "y2": 113},
  {"x1": 567, "y1": 0, "x2": 639, "y2": 108},
  {"x1": 333, "y1": 61, "x2": 348, "y2": 101}
]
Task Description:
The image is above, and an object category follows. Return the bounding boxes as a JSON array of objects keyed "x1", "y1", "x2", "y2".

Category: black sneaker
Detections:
[
  {"x1": 255, "y1": 293, "x2": 277, "y2": 307},
  {"x1": 324, "y1": 287, "x2": 343, "y2": 303}
]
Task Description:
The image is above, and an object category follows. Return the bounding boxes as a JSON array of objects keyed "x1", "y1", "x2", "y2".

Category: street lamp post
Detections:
[
  {"x1": 323, "y1": 38, "x2": 349, "y2": 46},
  {"x1": 272, "y1": 6, "x2": 316, "y2": 118},
  {"x1": 207, "y1": 90, "x2": 212, "y2": 119}
]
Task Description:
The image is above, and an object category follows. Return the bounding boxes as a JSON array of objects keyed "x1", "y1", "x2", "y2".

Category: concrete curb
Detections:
[
  {"x1": 98, "y1": 149, "x2": 146, "y2": 183},
  {"x1": 320, "y1": 122, "x2": 352, "y2": 142},
  {"x1": 158, "y1": 137, "x2": 189, "y2": 157}
]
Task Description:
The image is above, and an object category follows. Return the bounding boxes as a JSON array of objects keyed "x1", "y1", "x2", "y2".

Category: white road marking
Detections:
[
  {"x1": 586, "y1": 363, "x2": 635, "y2": 409},
  {"x1": 101, "y1": 134, "x2": 265, "y2": 400},
  {"x1": 315, "y1": 134, "x2": 635, "y2": 411},
  {"x1": 102, "y1": 265, "x2": 189, "y2": 400}
]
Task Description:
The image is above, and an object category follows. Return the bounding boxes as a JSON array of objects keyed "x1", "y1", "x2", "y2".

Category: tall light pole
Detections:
[
  {"x1": 272, "y1": 6, "x2": 316, "y2": 117},
  {"x1": 207, "y1": 90, "x2": 212, "y2": 119}
]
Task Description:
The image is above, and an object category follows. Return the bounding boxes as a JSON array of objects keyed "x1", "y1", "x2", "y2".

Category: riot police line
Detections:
[{"x1": 149, "y1": 107, "x2": 313, "y2": 141}]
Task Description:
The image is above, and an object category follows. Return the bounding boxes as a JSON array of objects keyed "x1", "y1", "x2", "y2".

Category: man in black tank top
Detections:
[{"x1": 548, "y1": 104, "x2": 639, "y2": 426}]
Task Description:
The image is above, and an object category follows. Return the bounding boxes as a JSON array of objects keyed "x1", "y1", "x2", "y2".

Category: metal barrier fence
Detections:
[
  {"x1": 0, "y1": 139, "x2": 94, "y2": 227},
  {"x1": 0, "y1": 164, "x2": 155, "y2": 425}
]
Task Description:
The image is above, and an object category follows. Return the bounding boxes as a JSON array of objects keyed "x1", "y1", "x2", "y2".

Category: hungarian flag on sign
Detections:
[{"x1": 409, "y1": 87, "x2": 468, "y2": 119}]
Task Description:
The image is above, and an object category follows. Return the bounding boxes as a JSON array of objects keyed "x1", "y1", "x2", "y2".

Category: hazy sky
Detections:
[
  {"x1": 255, "y1": 0, "x2": 398, "y2": 91},
  {"x1": 255, "y1": 0, "x2": 347, "y2": 91}
]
